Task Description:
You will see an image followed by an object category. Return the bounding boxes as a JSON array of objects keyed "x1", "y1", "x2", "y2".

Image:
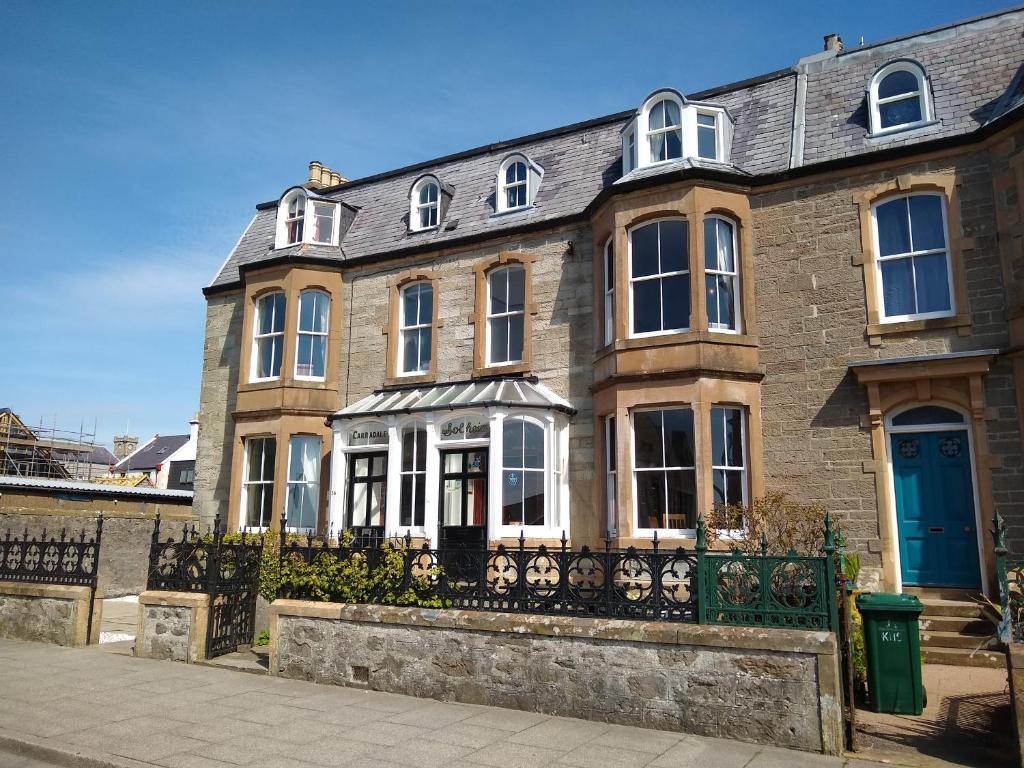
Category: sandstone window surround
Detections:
[
  {"x1": 594, "y1": 375, "x2": 764, "y2": 543},
  {"x1": 383, "y1": 269, "x2": 442, "y2": 386},
  {"x1": 591, "y1": 186, "x2": 758, "y2": 383},
  {"x1": 330, "y1": 406, "x2": 570, "y2": 542},
  {"x1": 274, "y1": 187, "x2": 341, "y2": 248},
  {"x1": 854, "y1": 174, "x2": 972, "y2": 345},
  {"x1": 469, "y1": 252, "x2": 539, "y2": 378}
]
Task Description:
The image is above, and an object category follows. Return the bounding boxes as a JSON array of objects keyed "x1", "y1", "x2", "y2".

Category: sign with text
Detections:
[
  {"x1": 349, "y1": 421, "x2": 388, "y2": 447},
  {"x1": 439, "y1": 415, "x2": 490, "y2": 442}
]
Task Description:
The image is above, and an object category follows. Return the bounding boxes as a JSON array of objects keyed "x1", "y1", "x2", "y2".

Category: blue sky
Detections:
[{"x1": 0, "y1": 0, "x2": 1012, "y2": 447}]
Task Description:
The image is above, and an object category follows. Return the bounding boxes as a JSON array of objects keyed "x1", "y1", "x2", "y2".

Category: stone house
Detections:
[{"x1": 195, "y1": 7, "x2": 1024, "y2": 596}]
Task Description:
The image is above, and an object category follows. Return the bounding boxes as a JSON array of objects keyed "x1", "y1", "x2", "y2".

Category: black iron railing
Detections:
[
  {"x1": 147, "y1": 514, "x2": 263, "y2": 657},
  {"x1": 0, "y1": 516, "x2": 103, "y2": 639},
  {"x1": 278, "y1": 513, "x2": 841, "y2": 631}
]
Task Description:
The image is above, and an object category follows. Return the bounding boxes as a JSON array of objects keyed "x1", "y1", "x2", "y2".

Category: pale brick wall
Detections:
[
  {"x1": 194, "y1": 294, "x2": 244, "y2": 529},
  {"x1": 752, "y1": 151, "x2": 1024, "y2": 564}
]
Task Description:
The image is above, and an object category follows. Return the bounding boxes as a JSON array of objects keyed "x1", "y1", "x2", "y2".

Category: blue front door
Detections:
[{"x1": 891, "y1": 430, "x2": 980, "y2": 588}]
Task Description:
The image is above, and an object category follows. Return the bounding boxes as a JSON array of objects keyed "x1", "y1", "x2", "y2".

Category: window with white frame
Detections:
[
  {"x1": 252, "y1": 292, "x2": 286, "y2": 381},
  {"x1": 632, "y1": 408, "x2": 695, "y2": 531},
  {"x1": 242, "y1": 437, "x2": 276, "y2": 529},
  {"x1": 646, "y1": 98, "x2": 682, "y2": 163},
  {"x1": 275, "y1": 189, "x2": 340, "y2": 248},
  {"x1": 604, "y1": 415, "x2": 617, "y2": 535},
  {"x1": 400, "y1": 282, "x2": 433, "y2": 374},
  {"x1": 487, "y1": 265, "x2": 526, "y2": 365},
  {"x1": 696, "y1": 112, "x2": 718, "y2": 160},
  {"x1": 710, "y1": 406, "x2": 747, "y2": 516},
  {"x1": 295, "y1": 290, "x2": 329, "y2": 379},
  {"x1": 603, "y1": 237, "x2": 615, "y2": 345},
  {"x1": 399, "y1": 425, "x2": 427, "y2": 528},
  {"x1": 502, "y1": 417, "x2": 545, "y2": 526},
  {"x1": 630, "y1": 219, "x2": 689, "y2": 336},
  {"x1": 286, "y1": 435, "x2": 320, "y2": 531},
  {"x1": 411, "y1": 178, "x2": 440, "y2": 231},
  {"x1": 623, "y1": 130, "x2": 637, "y2": 174},
  {"x1": 502, "y1": 160, "x2": 527, "y2": 211},
  {"x1": 873, "y1": 193, "x2": 952, "y2": 321},
  {"x1": 704, "y1": 216, "x2": 740, "y2": 332},
  {"x1": 869, "y1": 62, "x2": 931, "y2": 134}
]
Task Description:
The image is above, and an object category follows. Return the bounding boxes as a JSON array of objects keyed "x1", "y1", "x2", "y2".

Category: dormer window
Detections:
[
  {"x1": 647, "y1": 98, "x2": 682, "y2": 163},
  {"x1": 869, "y1": 61, "x2": 932, "y2": 135},
  {"x1": 496, "y1": 154, "x2": 542, "y2": 214},
  {"x1": 411, "y1": 178, "x2": 440, "y2": 231},
  {"x1": 274, "y1": 188, "x2": 341, "y2": 248},
  {"x1": 622, "y1": 90, "x2": 732, "y2": 175}
]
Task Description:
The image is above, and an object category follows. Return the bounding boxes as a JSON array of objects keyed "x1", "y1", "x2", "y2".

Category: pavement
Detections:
[
  {"x1": 98, "y1": 598, "x2": 139, "y2": 644},
  {"x1": 0, "y1": 638, "x2": 893, "y2": 768}
]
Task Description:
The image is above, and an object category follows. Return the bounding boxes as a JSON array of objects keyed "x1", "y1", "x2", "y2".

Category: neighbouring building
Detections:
[
  {"x1": 0, "y1": 408, "x2": 117, "y2": 481},
  {"x1": 110, "y1": 420, "x2": 198, "y2": 490},
  {"x1": 195, "y1": 8, "x2": 1024, "y2": 597}
]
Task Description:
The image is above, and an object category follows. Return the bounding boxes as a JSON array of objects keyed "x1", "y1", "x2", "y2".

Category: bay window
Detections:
[
  {"x1": 242, "y1": 437, "x2": 276, "y2": 529},
  {"x1": 502, "y1": 417, "x2": 545, "y2": 526},
  {"x1": 252, "y1": 292, "x2": 286, "y2": 381},
  {"x1": 632, "y1": 408, "x2": 695, "y2": 531},
  {"x1": 704, "y1": 216, "x2": 740, "y2": 332},
  {"x1": 629, "y1": 219, "x2": 689, "y2": 336}
]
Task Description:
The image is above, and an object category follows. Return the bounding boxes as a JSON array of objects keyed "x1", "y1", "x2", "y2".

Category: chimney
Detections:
[
  {"x1": 189, "y1": 416, "x2": 199, "y2": 445},
  {"x1": 823, "y1": 33, "x2": 843, "y2": 52},
  {"x1": 113, "y1": 434, "x2": 138, "y2": 460},
  {"x1": 306, "y1": 160, "x2": 347, "y2": 190}
]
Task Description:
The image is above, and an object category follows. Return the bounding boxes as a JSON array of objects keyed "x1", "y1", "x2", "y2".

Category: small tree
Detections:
[{"x1": 704, "y1": 492, "x2": 829, "y2": 556}]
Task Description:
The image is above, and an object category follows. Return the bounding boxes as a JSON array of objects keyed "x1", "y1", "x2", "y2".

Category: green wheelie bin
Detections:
[{"x1": 855, "y1": 592, "x2": 925, "y2": 715}]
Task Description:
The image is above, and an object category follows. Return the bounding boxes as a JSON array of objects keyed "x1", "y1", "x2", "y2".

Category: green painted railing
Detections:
[{"x1": 993, "y1": 513, "x2": 1023, "y2": 644}]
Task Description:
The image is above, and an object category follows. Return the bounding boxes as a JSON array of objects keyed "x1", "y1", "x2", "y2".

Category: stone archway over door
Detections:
[{"x1": 851, "y1": 350, "x2": 997, "y2": 595}]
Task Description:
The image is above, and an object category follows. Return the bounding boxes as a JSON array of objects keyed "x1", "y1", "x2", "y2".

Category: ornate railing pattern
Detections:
[
  {"x1": 0, "y1": 516, "x2": 102, "y2": 588},
  {"x1": 147, "y1": 514, "x2": 263, "y2": 657},
  {"x1": 278, "y1": 513, "x2": 841, "y2": 631},
  {"x1": 993, "y1": 513, "x2": 1024, "y2": 644}
]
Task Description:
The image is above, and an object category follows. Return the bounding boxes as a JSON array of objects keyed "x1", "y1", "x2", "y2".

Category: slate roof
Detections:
[
  {"x1": 114, "y1": 434, "x2": 190, "y2": 472},
  {"x1": 209, "y1": 6, "x2": 1024, "y2": 292}
]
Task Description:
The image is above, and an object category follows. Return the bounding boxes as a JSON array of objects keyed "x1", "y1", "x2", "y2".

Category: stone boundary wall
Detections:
[
  {"x1": 0, "y1": 582, "x2": 99, "y2": 646},
  {"x1": 135, "y1": 590, "x2": 210, "y2": 663},
  {"x1": 269, "y1": 602, "x2": 843, "y2": 755}
]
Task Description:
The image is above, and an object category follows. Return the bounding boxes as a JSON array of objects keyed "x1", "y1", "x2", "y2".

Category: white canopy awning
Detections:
[{"x1": 330, "y1": 378, "x2": 576, "y2": 421}]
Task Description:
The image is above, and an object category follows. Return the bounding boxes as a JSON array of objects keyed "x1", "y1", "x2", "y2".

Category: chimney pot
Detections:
[{"x1": 823, "y1": 33, "x2": 843, "y2": 52}]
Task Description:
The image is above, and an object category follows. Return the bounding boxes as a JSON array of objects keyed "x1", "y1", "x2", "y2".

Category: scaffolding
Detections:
[{"x1": 0, "y1": 410, "x2": 107, "y2": 481}]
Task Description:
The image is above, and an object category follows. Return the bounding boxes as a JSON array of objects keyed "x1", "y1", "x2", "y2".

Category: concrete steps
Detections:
[
  {"x1": 914, "y1": 595, "x2": 1004, "y2": 668},
  {"x1": 921, "y1": 646, "x2": 1005, "y2": 668}
]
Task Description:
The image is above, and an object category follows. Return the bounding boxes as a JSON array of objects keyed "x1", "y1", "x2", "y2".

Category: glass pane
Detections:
[
  {"x1": 665, "y1": 469, "x2": 696, "y2": 529},
  {"x1": 490, "y1": 317, "x2": 509, "y2": 363},
  {"x1": 400, "y1": 476, "x2": 413, "y2": 527},
  {"x1": 659, "y1": 220, "x2": 688, "y2": 273},
  {"x1": 606, "y1": 417, "x2": 616, "y2": 472},
  {"x1": 908, "y1": 196, "x2": 945, "y2": 252},
  {"x1": 299, "y1": 292, "x2": 314, "y2": 332},
  {"x1": 506, "y1": 162, "x2": 524, "y2": 184},
  {"x1": 351, "y1": 482, "x2": 368, "y2": 526},
  {"x1": 631, "y1": 223, "x2": 660, "y2": 278},
  {"x1": 257, "y1": 295, "x2": 275, "y2": 334},
  {"x1": 401, "y1": 429, "x2": 416, "y2": 472},
  {"x1": 444, "y1": 453, "x2": 462, "y2": 474},
  {"x1": 914, "y1": 253, "x2": 951, "y2": 314},
  {"x1": 664, "y1": 129, "x2": 682, "y2": 160},
  {"x1": 261, "y1": 438, "x2": 276, "y2": 479},
  {"x1": 270, "y1": 337, "x2": 283, "y2": 377},
  {"x1": 716, "y1": 275, "x2": 735, "y2": 329},
  {"x1": 503, "y1": 419, "x2": 524, "y2": 468},
  {"x1": 313, "y1": 205, "x2": 333, "y2": 243},
  {"x1": 257, "y1": 338, "x2": 273, "y2": 378},
  {"x1": 697, "y1": 113, "x2": 715, "y2": 127},
  {"x1": 724, "y1": 408, "x2": 743, "y2": 467},
  {"x1": 415, "y1": 429, "x2": 426, "y2": 470},
  {"x1": 633, "y1": 410, "x2": 663, "y2": 469},
  {"x1": 661, "y1": 274, "x2": 690, "y2": 331},
  {"x1": 369, "y1": 482, "x2": 385, "y2": 526},
  {"x1": 402, "y1": 330, "x2": 419, "y2": 373},
  {"x1": 704, "y1": 218, "x2": 718, "y2": 271},
  {"x1": 711, "y1": 408, "x2": 725, "y2": 466},
  {"x1": 414, "y1": 476, "x2": 426, "y2": 526},
  {"x1": 403, "y1": 285, "x2": 420, "y2": 328},
  {"x1": 649, "y1": 101, "x2": 666, "y2": 130},
  {"x1": 636, "y1": 471, "x2": 665, "y2": 528},
  {"x1": 662, "y1": 409, "x2": 694, "y2": 468},
  {"x1": 876, "y1": 198, "x2": 910, "y2": 256},
  {"x1": 717, "y1": 219, "x2": 734, "y2": 271},
  {"x1": 489, "y1": 270, "x2": 508, "y2": 314},
  {"x1": 878, "y1": 70, "x2": 919, "y2": 99},
  {"x1": 417, "y1": 328, "x2": 431, "y2": 370},
  {"x1": 502, "y1": 470, "x2": 523, "y2": 525},
  {"x1": 271, "y1": 294, "x2": 285, "y2": 332},
  {"x1": 417, "y1": 284, "x2": 433, "y2": 324},
  {"x1": 604, "y1": 241, "x2": 614, "y2": 287},
  {"x1": 507, "y1": 268, "x2": 525, "y2": 312},
  {"x1": 467, "y1": 451, "x2": 486, "y2": 474},
  {"x1": 880, "y1": 97, "x2": 922, "y2": 129},
  {"x1": 507, "y1": 314, "x2": 524, "y2": 362},
  {"x1": 697, "y1": 125, "x2": 716, "y2": 159},
  {"x1": 892, "y1": 406, "x2": 964, "y2": 426},
  {"x1": 372, "y1": 455, "x2": 387, "y2": 475},
  {"x1": 705, "y1": 276, "x2": 719, "y2": 326},
  {"x1": 443, "y1": 479, "x2": 462, "y2": 525},
  {"x1": 650, "y1": 133, "x2": 666, "y2": 163},
  {"x1": 880, "y1": 258, "x2": 916, "y2": 317},
  {"x1": 296, "y1": 334, "x2": 313, "y2": 376},
  {"x1": 632, "y1": 280, "x2": 661, "y2": 334},
  {"x1": 523, "y1": 421, "x2": 544, "y2": 469},
  {"x1": 726, "y1": 470, "x2": 744, "y2": 509},
  {"x1": 246, "y1": 439, "x2": 264, "y2": 481},
  {"x1": 311, "y1": 336, "x2": 326, "y2": 378},
  {"x1": 288, "y1": 436, "x2": 318, "y2": 482},
  {"x1": 523, "y1": 471, "x2": 544, "y2": 526},
  {"x1": 468, "y1": 478, "x2": 486, "y2": 525},
  {"x1": 353, "y1": 457, "x2": 369, "y2": 477},
  {"x1": 713, "y1": 469, "x2": 726, "y2": 507},
  {"x1": 663, "y1": 99, "x2": 680, "y2": 126}
]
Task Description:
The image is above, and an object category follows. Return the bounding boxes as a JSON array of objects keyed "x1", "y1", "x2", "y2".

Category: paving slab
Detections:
[{"x1": 0, "y1": 638, "x2": 894, "y2": 768}]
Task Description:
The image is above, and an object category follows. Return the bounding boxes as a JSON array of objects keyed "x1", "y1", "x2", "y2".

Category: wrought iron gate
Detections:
[{"x1": 148, "y1": 514, "x2": 263, "y2": 659}]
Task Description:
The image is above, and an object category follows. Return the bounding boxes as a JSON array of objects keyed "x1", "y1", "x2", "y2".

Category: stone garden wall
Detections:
[
  {"x1": 269, "y1": 601, "x2": 843, "y2": 755},
  {"x1": 0, "y1": 583, "x2": 97, "y2": 646},
  {"x1": 135, "y1": 591, "x2": 210, "y2": 663}
]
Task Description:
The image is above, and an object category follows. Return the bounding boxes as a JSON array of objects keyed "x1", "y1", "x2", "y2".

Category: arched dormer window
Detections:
[
  {"x1": 274, "y1": 187, "x2": 341, "y2": 248},
  {"x1": 410, "y1": 176, "x2": 440, "y2": 231},
  {"x1": 496, "y1": 154, "x2": 543, "y2": 214},
  {"x1": 646, "y1": 97, "x2": 683, "y2": 163},
  {"x1": 622, "y1": 89, "x2": 733, "y2": 176},
  {"x1": 869, "y1": 61, "x2": 932, "y2": 135}
]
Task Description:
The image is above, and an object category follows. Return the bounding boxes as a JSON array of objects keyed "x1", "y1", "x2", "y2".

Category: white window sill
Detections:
[
  {"x1": 880, "y1": 309, "x2": 955, "y2": 324},
  {"x1": 294, "y1": 375, "x2": 327, "y2": 383},
  {"x1": 633, "y1": 528, "x2": 697, "y2": 539},
  {"x1": 491, "y1": 205, "x2": 535, "y2": 219},
  {"x1": 628, "y1": 328, "x2": 690, "y2": 340},
  {"x1": 249, "y1": 376, "x2": 282, "y2": 385}
]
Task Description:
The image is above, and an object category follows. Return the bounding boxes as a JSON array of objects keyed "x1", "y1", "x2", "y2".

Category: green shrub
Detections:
[{"x1": 253, "y1": 630, "x2": 270, "y2": 647}]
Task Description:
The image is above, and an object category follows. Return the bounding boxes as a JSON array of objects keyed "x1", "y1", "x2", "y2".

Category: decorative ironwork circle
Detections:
[
  {"x1": 938, "y1": 437, "x2": 962, "y2": 458},
  {"x1": 899, "y1": 439, "x2": 920, "y2": 459}
]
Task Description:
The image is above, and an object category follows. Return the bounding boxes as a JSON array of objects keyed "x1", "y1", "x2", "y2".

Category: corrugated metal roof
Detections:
[
  {"x1": 331, "y1": 379, "x2": 576, "y2": 421},
  {"x1": 0, "y1": 475, "x2": 193, "y2": 500}
]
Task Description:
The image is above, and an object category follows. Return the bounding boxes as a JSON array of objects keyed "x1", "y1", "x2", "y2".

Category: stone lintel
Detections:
[
  {"x1": 0, "y1": 582, "x2": 91, "y2": 601},
  {"x1": 138, "y1": 590, "x2": 211, "y2": 609},
  {"x1": 270, "y1": 600, "x2": 838, "y2": 656}
]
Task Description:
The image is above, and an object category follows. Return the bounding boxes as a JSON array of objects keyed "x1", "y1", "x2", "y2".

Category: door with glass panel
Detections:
[
  {"x1": 347, "y1": 452, "x2": 387, "y2": 547},
  {"x1": 438, "y1": 449, "x2": 488, "y2": 550}
]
